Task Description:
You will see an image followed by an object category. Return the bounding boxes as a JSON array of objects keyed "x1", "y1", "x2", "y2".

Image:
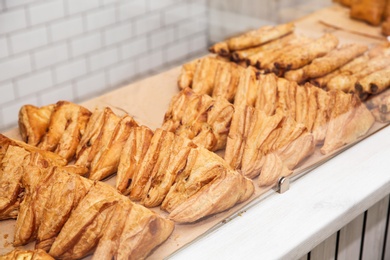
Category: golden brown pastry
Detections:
[
  {"x1": 48, "y1": 182, "x2": 174, "y2": 260},
  {"x1": 191, "y1": 57, "x2": 221, "y2": 95},
  {"x1": 209, "y1": 23, "x2": 294, "y2": 54},
  {"x1": 38, "y1": 101, "x2": 91, "y2": 162},
  {"x1": 284, "y1": 44, "x2": 368, "y2": 83},
  {"x1": 178, "y1": 58, "x2": 201, "y2": 89},
  {"x1": 340, "y1": 55, "x2": 390, "y2": 92},
  {"x1": 231, "y1": 33, "x2": 296, "y2": 62},
  {"x1": 382, "y1": 17, "x2": 390, "y2": 36},
  {"x1": 162, "y1": 146, "x2": 254, "y2": 222},
  {"x1": 233, "y1": 67, "x2": 258, "y2": 107},
  {"x1": 0, "y1": 134, "x2": 67, "y2": 168},
  {"x1": 350, "y1": 0, "x2": 387, "y2": 26},
  {"x1": 89, "y1": 114, "x2": 138, "y2": 181},
  {"x1": 142, "y1": 134, "x2": 196, "y2": 208},
  {"x1": 239, "y1": 108, "x2": 285, "y2": 178},
  {"x1": 75, "y1": 108, "x2": 106, "y2": 163},
  {"x1": 254, "y1": 73, "x2": 279, "y2": 116},
  {"x1": 18, "y1": 104, "x2": 54, "y2": 146},
  {"x1": 116, "y1": 126, "x2": 253, "y2": 222},
  {"x1": 75, "y1": 107, "x2": 120, "y2": 168},
  {"x1": 0, "y1": 146, "x2": 30, "y2": 220},
  {"x1": 246, "y1": 36, "x2": 312, "y2": 70},
  {"x1": 212, "y1": 61, "x2": 243, "y2": 102},
  {"x1": 355, "y1": 67, "x2": 390, "y2": 95},
  {"x1": 321, "y1": 91, "x2": 375, "y2": 154},
  {"x1": 0, "y1": 134, "x2": 70, "y2": 220},
  {"x1": 116, "y1": 125, "x2": 154, "y2": 195},
  {"x1": 335, "y1": 0, "x2": 352, "y2": 7},
  {"x1": 311, "y1": 54, "x2": 370, "y2": 89},
  {"x1": 225, "y1": 103, "x2": 314, "y2": 187},
  {"x1": 129, "y1": 129, "x2": 173, "y2": 201},
  {"x1": 14, "y1": 165, "x2": 92, "y2": 248},
  {"x1": 257, "y1": 153, "x2": 292, "y2": 187},
  {"x1": 0, "y1": 249, "x2": 54, "y2": 260},
  {"x1": 162, "y1": 88, "x2": 234, "y2": 151},
  {"x1": 273, "y1": 33, "x2": 339, "y2": 73}
]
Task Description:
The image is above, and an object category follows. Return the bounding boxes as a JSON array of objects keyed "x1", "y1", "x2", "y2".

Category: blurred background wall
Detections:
[{"x1": 0, "y1": 0, "x2": 330, "y2": 131}]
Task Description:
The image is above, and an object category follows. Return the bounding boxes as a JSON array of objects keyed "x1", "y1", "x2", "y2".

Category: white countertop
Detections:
[{"x1": 169, "y1": 124, "x2": 390, "y2": 259}]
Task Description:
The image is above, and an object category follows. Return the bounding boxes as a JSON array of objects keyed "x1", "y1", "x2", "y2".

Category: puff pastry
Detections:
[
  {"x1": 18, "y1": 104, "x2": 54, "y2": 146},
  {"x1": 162, "y1": 88, "x2": 234, "y2": 151},
  {"x1": 38, "y1": 101, "x2": 91, "y2": 162}
]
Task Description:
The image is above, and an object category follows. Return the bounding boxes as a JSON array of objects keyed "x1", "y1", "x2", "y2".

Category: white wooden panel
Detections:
[
  {"x1": 384, "y1": 206, "x2": 390, "y2": 260},
  {"x1": 310, "y1": 232, "x2": 337, "y2": 260},
  {"x1": 338, "y1": 213, "x2": 364, "y2": 260},
  {"x1": 298, "y1": 254, "x2": 308, "y2": 260},
  {"x1": 362, "y1": 195, "x2": 389, "y2": 260}
]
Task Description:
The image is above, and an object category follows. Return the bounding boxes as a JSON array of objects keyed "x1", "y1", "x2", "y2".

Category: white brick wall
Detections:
[{"x1": 0, "y1": 0, "x2": 208, "y2": 131}]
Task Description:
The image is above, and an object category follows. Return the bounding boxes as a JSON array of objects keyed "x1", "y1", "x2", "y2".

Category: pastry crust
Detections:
[
  {"x1": 116, "y1": 125, "x2": 154, "y2": 195},
  {"x1": 38, "y1": 101, "x2": 91, "y2": 162},
  {"x1": 0, "y1": 249, "x2": 54, "y2": 260},
  {"x1": 209, "y1": 23, "x2": 294, "y2": 54},
  {"x1": 18, "y1": 104, "x2": 54, "y2": 146},
  {"x1": 284, "y1": 44, "x2": 367, "y2": 83},
  {"x1": 274, "y1": 33, "x2": 339, "y2": 73},
  {"x1": 89, "y1": 114, "x2": 138, "y2": 181},
  {"x1": 75, "y1": 107, "x2": 120, "y2": 168},
  {"x1": 350, "y1": 0, "x2": 387, "y2": 26},
  {"x1": 163, "y1": 88, "x2": 234, "y2": 151}
]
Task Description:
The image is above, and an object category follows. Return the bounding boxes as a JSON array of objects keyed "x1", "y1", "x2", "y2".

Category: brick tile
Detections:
[
  {"x1": 165, "y1": 40, "x2": 189, "y2": 63},
  {"x1": 103, "y1": 23, "x2": 133, "y2": 46},
  {"x1": 67, "y1": 0, "x2": 100, "y2": 15},
  {"x1": 49, "y1": 16, "x2": 84, "y2": 42},
  {"x1": 163, "y1": 3, "x2": 189, "y2": 25},
  {"x1": 16, "y1": 69, "x2": 53, "y2": 97},
  {"x1": 108, "y1": 61, "x2": 136, "y2": 87},
  {"x1": 135, "y1": 13, "x2": 161, "y2": 36},
  {"x1": 70, "y1": 32, "x2": 102, "y2": 57},
  {"x1": 75, "y1": 72, "x2": 106, "y2": 100},
  {"x1": 2, "y1": 95, "x2": 39, "y2": 127},
  {"x1": 148, "y1": 0, "x2": 178, "y2": 11},
  {"x1": 150, "y1": 26, "x2": 174, "y2": 49},
  {"x1": 39, "y1": 83, "x2": 74, "y2": 105},
  {"x1": 137, "y1": 49, "x2": 163, "y2": 74},
  {"x1": 120, "y1": 37, "x2": 148, "y2": 60},
  {"x1": 54, "y1": 58, "x2": 87, "y2": 84},
  {"x1": 189, "y1": 33, "x2": 208, "y2": 54},
  {"x1": 176, "y1": 16, "x2": 207, "y2": 39},
  {"x1": 10, "y1": 26, "x2": 48, "y2": 54},
  {"x1": 29, "y1": 0, "x2": 65, "y2": 26},
  {"x1": 119, "y1": 0, "x2": 147, "y2": 21},
  {"x1": 0, "y1": 82, "x2": 15, "y2": 104},
  {"x1": 86, "y1": 5, "x2": 116, "y2": 31},
  {"x1": 33, "y1": 43, "x2": 69, "y2": 70},
  {"x1": 5, "y1": 0, "x2": 34, "y2": 9},
  {"x1": 88, "y1": 47, "x2": 119, "y2": 71},
  {"x1": 0, "y1": 55, "x2": 32, "y2": 82},
  {"x1": 0, "y1": 9, "x2": 27, "y2": 34},
  {"x1": 0, "y1": 37, "x2": 9, "y2": 59}
]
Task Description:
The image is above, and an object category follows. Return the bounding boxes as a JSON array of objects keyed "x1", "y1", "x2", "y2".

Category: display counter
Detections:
[{"x1": 1, "y1": 4, "x2": 389, "y2": 260}]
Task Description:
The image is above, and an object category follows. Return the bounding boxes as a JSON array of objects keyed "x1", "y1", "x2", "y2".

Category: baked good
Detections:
[
  {"x1": 116, "y1": 127, "x2": 254, "y2": 222},
  {"x1": 0, "y1": 249, "x2": 54, "y2": 260},
  {"x1": 38, "y1": 101, "x2": 91, "y2": 162},
  {"x1": 18, "y1": 104, "x2": 54, "y2": 146},
  {"x1": 350, "y1": 0, "x2": 387, "y2": 26},
  {"x1": 284, "y1": 44, "x2": 367, "y2": 83},
  {"x1": 162, "y1": 88, "x2": 234, "y2": 151},
  {"x1": 209, "y1": 23, "x2": 294, "y2": 55}
]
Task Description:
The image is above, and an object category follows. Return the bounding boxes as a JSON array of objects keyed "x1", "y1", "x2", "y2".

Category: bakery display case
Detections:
[{"x1": 1, "y1": 1, "x2": 390, "y2": 259}]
